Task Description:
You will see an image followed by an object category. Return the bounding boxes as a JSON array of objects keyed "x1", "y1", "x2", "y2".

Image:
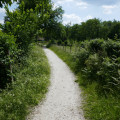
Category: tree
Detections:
[
  {"x1": 70, "y1": 24, "x2": 80, "y2": 41},
  {"x1": 18, "y1": 0, "x2": 51, "y2": 11},
  {"x1": 108, "y1": 22, "x2": 120, "y2": 39},
  {"x1": 42, "y1": 6, "x2": 64, "y2": 40},
  {"x1": 84, "y1": 18, "x2": 101, "y2": 39}
]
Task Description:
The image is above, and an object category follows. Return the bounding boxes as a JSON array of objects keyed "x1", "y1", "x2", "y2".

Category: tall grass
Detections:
[
  {"x1": 50, "y1": 45, "x2": 120, "y2": 120},
  {"x1": 0, "y1": 45, "x2": 50, "y2": 120}
]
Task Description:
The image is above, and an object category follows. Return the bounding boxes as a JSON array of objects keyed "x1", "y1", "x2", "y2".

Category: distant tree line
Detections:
[{"x1": 50, "y1": 19, "x2": 120, "y2": 45}]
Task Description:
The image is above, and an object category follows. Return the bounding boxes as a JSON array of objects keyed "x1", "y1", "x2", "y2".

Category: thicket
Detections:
[
  {"x1": 0, "y1": 31, "x2": 17, "y2": 89},
  {"x1": 0, "y1": 2, "x2": 40, "y2": 88},
  {"x1": 73, "y1": 39, "x2": 120, "y2": 96}
]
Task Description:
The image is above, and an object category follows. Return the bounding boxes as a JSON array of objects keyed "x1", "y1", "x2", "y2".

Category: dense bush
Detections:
[
  {"x1": 0, "y1": 2, "x2": 39, "y2": 89},
  {"x1": 0, "y1": 31, "x2": 17, "y2": 89},
  {"x1": 73, "y1": 48, "x2": 89, "y2": 72},
  {"x1": 97, "y1": 57, "x2": 120, "y2": 95},
  {"x1": 74, "y1": 39, "x2": 120, "y2": 95},
  {"x1": 0, "y1": 1, "x2": 50, "y2": 89},
  {"x1": 103, "y1": 39, "x2": 120, "y2": 58},
  {"x1": 88, "y1": 39, "x2": 104, "y2": 53}
]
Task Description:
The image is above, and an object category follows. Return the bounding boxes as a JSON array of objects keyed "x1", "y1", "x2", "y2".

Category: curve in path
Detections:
[{"x1": 27, "y1": 48, "x2": 85, "y2": 120}]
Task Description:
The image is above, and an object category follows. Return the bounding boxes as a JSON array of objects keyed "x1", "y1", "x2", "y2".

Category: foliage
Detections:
[
  {"x1": 103, "y1": 39, "x2": 120, "y2": 57},
  {"x1": 3, "y1": 4, "x2": 39, "y2": 53},
  {"x1": 0, "y1": 31, "x2": 17, "y2": 89},
  {"x1": 0, "y1": 45, "x2": 50, "y2": 120},
  {"x1": 0, "y1": 0, "x2": 63, "y2": 88},
  {"x1": 73, "y1": 48, "x2": 89, "y2": 72},
  {"x1": 108, "y1": 22, "x2": 120, "y2": 39},
  {"x1": 55, "y1": 19, "x2": 120, "y2": 44},
  {"x1": 18, "y1": 0, "x2": 51, "y2": 10},
  {"x1": 73, "y1": 39, "x2": 120, "y2": 95}
]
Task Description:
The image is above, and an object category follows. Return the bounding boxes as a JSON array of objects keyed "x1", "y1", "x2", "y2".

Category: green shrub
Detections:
[
  {"x1": 73, "y1": 39, "x2": 120, "y2": 95},
  {"x1": 83, "y1": 54, "x2": 100, "y2": 81},
  {"x1": 88, "y1": 39, "x2": 104, "y2": 53},
  {"x1": 0, "y1": 31, "x2": 17, "y2": 89},
  {"x1": 103, "y1": 39, "x2": 120, "y2": 58},
  {"x1": 97, "y1": 57, "x2": 120, "y2": 95},
  {"x1": 74, "y1": 48, "x2": 89, "y2": 72}
]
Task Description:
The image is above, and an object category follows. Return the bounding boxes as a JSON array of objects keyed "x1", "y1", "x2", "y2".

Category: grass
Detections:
[
  {"x1": 49, "y1": 45, "x2": 75, "y2": 70},
  {"x1": 0, "y1": 45, "x2": 50, "y2": 120},
  {"x1": 50, "y1": 45, "x2": 120, "y2": 120}
]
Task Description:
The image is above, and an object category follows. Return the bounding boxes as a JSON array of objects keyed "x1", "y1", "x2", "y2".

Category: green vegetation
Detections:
[
  {"x1": 49, "y1": 19, "x2": 120, "y2": 45},
  {"x1": 0, "y1": 45, "x2": 50, "y2": 120},
  {"x1": 0, "y1": 0, "x2": 63, "y2": 89},
  {"x1": 0, "y1": 31, "x2": 17, "y2": 89},
  {"x1": 49, "y1": 45, "x2": 75, "y2": 71},
  {"x1": 50, "y1": 42, "x2": 120, "y2": 120}
]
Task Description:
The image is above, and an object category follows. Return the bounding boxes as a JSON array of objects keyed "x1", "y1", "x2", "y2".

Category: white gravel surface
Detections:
[{"x1": 27, "y1": 48, "x2": 85, "y2": 120}]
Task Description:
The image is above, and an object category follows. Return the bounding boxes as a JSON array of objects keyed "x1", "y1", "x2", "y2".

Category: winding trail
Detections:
[{"x1": 27, "y1": 48, "x2": 85, "y2": 120}]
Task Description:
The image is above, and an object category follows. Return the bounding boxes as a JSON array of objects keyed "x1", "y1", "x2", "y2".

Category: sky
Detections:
[
  {"x1": 0, "y1": 0, "x2": 120, "y2": 25},
  {"x1": 53, "y1": 0, "x2": 120, "y2": 25},
  {"x1": 0, "y1": 2, "x2": 18, "y2": 24}
]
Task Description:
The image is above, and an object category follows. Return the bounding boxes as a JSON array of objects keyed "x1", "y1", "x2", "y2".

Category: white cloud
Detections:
[
  {"x1": 0, "y1": 8, "x2": 5, "y2": 24},
  {"x1": 53, "y1": 0, "x2": 74, "y2": 9},
  {"x1": 0, "y1": 8, "x2": 5, "y2": 13},
  {"x1": 0, "y1": 20, "x2": 4, "y2": 24},
  {"x1": 85, "y1": 15, "x2": 93, "y2": 20},
  {"x1": 63, "y1": 13, "x2": 82, "y2": 25},
  {"x1": 102, "y1": 5, "x2": 117, "y2": 14},
  {"x1": 63, "y1": 13, "x2": 93, "y2": 25},
  {"x1": 54, "y1": 0, "x2": 89, "y2": 9},
  {"x1": 55, "y1": 0, "x2": 74, "y2": 5},
  {"x1": 76, "y1": 1, "x2": 88, "y2": 9}
]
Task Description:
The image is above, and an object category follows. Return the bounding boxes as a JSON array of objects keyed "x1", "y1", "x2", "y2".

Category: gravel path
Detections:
[{"x1": 27, "y1": 48, "x2": 85, "y2": 120}]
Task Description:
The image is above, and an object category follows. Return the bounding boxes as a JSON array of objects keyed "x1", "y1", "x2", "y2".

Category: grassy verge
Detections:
[
  {"x1": 50, "y1": 45, "x2": 120, "y2": 120},
  {"x1": 0, "y1": 45, "x2": 50, "y2": 120},
  {"x1": 49, "y1": 46, "x2": 75, "y2": 70}
]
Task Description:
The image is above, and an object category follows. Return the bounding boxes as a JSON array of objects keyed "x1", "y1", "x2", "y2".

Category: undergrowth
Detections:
[
  {"x1": 0, "y1": 45, "x2": 50, "y2": 120},
  {"x1": 50, "y1": 45, "x2": 120, "y2": 120}
]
